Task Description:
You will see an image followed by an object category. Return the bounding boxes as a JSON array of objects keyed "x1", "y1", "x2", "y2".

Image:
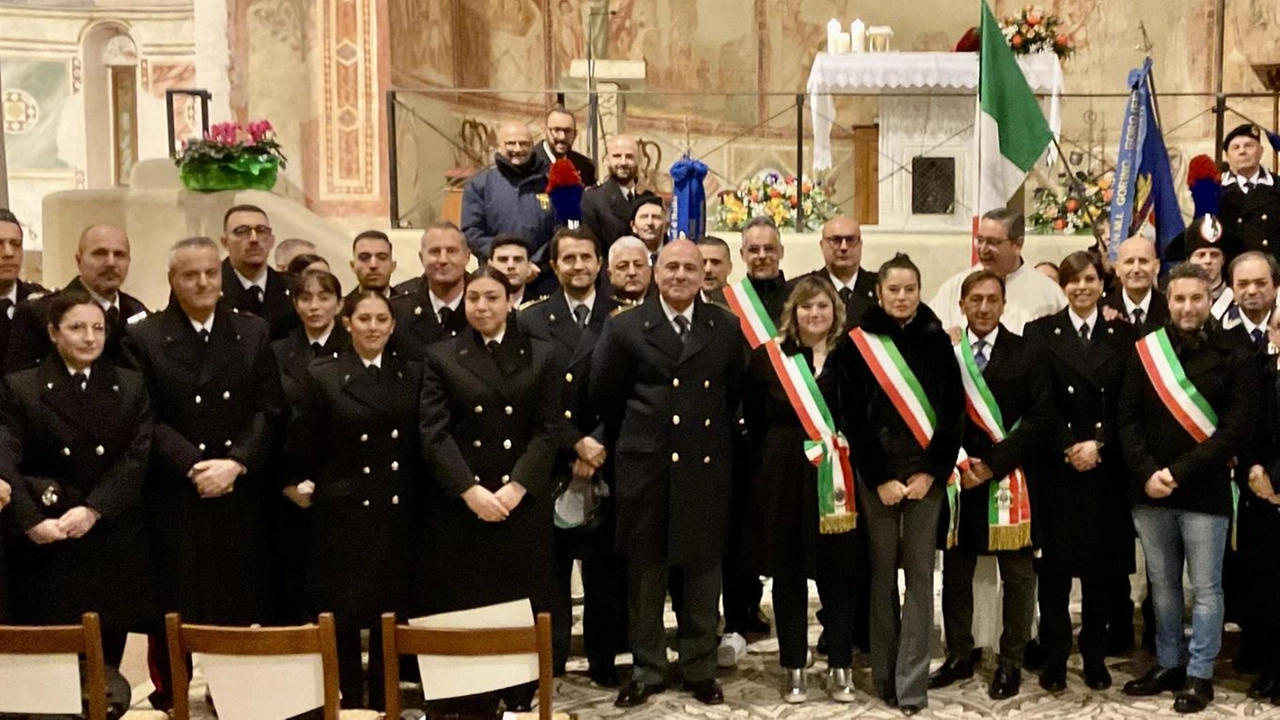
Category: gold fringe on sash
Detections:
[
  {"x1": 820, "y1": 512, "x2": 857, "y2": 535},
  {"x1": 988, "y1": 522, "x2": 1032, "y2": 552}
]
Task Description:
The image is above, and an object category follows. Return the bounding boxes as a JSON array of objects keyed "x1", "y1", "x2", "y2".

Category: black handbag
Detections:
[{"x1": 23, "y1": 476, "x2": 81, "y2": 519}]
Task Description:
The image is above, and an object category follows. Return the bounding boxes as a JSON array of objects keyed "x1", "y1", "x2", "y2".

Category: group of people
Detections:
[{"x1": 0, "y1": 115, "x2": 1277, "y2": 719}]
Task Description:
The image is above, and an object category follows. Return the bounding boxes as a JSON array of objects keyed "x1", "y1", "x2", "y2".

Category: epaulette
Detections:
[
  {"x1": 518, "y1": 295, "x2": 549, "y2": 311},
  {"x1": 610, "y1": 301, "x2": 641, "y2": 317},
  {"x1": 26, "y1": 292, "x2": 45, "y2": 301}
]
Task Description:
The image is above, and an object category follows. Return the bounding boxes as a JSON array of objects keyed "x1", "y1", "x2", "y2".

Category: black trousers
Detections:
[
  {"x1": 334, "y1": 617, "x2": 384, "y2": 710},
  {"x1": 551, "y1": 523, "x2": 625, "y2": 675},
  {"x1": 773, "y1": 569, "x2": 854, "y2": 669},
  {"x1": 628, "y1": 561, "x2": 721, "y2": 685},
  {"x1": 1039, "y1": 572, "x2": 1109, "y2": 671},
  {"x1": 941, "y1": 547, "x2": 1036, "y2": 667}
]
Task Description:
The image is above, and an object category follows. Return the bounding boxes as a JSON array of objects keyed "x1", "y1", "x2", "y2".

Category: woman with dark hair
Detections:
[
  {"x1": 285, "y1": 253, "x2": 331, "y2": 278},
  {"x1": 741, "y1": 275, "x2": 861, "y2": 703},
  {"x1": 287, "y1": 289, "x2": 419, "y2": 709},
  {"x1": 0, "y1": 290, "x2": 154, "y2": 704},
  {"x1": 840, "y1": 254, "x2": 964, "y2": 715},
  {"x1": 417, "y1": 265, "x2": 566, "y2": 713},
  {"x1": 1023, "y1": 250, "x2": 1137, "y2": 692}
]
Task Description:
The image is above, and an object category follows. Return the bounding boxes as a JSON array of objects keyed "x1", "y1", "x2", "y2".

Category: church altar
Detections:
[{"x1": 807, "y1": 52, "x2": 1065, "y2": 232}]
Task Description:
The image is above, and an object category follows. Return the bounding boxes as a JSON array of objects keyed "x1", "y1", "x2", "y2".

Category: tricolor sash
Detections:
[
  {"x1": 1135, "y1": 327, "x2": 1238, "y2": 546},
  {"x1": 723, "y1": 279, "x2": 777, "y2": 349},
  {"x1": 954, "y1": 336, "x2": 1033, "y2": 551},
  {"x1": 850, "y1": 327, "x2": 964, "y2": 539},
  {"x1": 729, "y1": 279, "x2": 856, "y2": 532}
]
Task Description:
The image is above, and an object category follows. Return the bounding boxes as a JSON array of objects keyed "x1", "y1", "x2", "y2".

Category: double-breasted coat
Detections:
[
  {"x1": 5, "y1": 277, "x2": 149, "y2": 373},
  {"x1": 1023, "y1": 310, "x2": 1137, "y2": 577},
  {"x1": 122, "y1": 303, "x2": 283, "y2": 624},
  {"x1": 589, "y1": 297, "x2": 748, "y2": 569},
  {"x1": 941, "y1": 327, "x2": 1050, "y2": 553},
  {"x1": 417, "y1": 326, "x2": 563, "y2": 613},
  {"x1": 0, "y1": 359, "x2": 155, "y2": 631},
  {"x1": 288, "y1": 350, "x2": 419, "y2": 623},
  {"x1": 390, "y1": 291, "x2": 469, "y2": 361},
  {"x1": 1219, "y1": 173, "x2": 1280, "y2": 260},
  {"x1": 220, "y1": 259, "x2": 299, "y2": 341}
]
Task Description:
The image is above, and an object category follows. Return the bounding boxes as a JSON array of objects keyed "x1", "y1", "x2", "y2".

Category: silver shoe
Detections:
[
  {"x1": 829, "y1": 667, "x2": 856, "y2": 703},
  {"x1": 783, "y1": 667, "x2": 808, "y2": 703}
]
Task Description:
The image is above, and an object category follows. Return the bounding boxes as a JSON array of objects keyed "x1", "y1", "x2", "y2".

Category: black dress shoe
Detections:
[
  {"x1": 1022, "y1": 640, "x2": 1043, "y2": 671},
  {"x1": 1248, "y1": 672, "x2": 1278, "y2": 700},
  {"x1": 1173, "y1": 677, "x2": 1214, "y2": 714},
  {"x1": 148, "y1": 690, "x2": 174, "y2": 712},
  {"x1": 1084, "y1": 660, "x2": 1112, "y2": 690},
  {"x1": 928, "y1": 656, "x2": 975, "y2": 689},
  {"x1": 901, "y1": 703, "x2": 924, "y2": 716},
  {"x1": 614, "y1": 681, "x2": 666, "y2": 707},
  {"x1": 1038, "y1": 670, "x2": 1067, "y2": 693},
  {"x1": 685, "y1": 679, "x2": 724, "y2": 705},
  {"x1": 1123, "y1": 666, "x2": 1187, "y2": 697},
  {"x1": 989, "y1": 663, "x2": 1022, "y2": 699},
  {"x1": 739, "y1": 612, "x2": 771, "y2": 636},
  {"x1": 589, "y1": 668, "x2": 621, "y2": 688}
]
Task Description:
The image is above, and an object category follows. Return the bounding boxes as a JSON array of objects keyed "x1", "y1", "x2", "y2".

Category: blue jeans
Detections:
[{"x1": 1132, "y1": 505, "x2": 1229, "y2": 680}]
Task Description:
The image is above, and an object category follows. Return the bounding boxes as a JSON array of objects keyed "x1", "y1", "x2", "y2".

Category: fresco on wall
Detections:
[
  {"x1": 1, "y1": 58, "x2": 71, "y2": 170},
  {"x1": 388, "y1": 0, "x2": 455, "y2": 88}
]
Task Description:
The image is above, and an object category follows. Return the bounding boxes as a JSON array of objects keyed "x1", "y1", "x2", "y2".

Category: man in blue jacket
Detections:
[{"x1": 462, "y1": 121, "x2": 560, "y2": 296}]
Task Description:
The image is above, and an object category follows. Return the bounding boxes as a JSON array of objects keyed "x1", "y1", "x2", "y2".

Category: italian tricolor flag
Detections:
[{"x1": 976, "y1": 0, "x2": 1054, "y2": 214}]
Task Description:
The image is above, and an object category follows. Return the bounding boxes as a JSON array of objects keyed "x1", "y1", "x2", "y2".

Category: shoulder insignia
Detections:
[
  {"x1": 519, "y1": 295, "x2": 549, "y2": 311},
  {"x1": 26, "y1": 292, "x2": 45, "y2": 301},
  {"x1": 610, "y1": 302, "x2": 640, "y2": 318},
  {"x1": 126, "y1": 311, "x2": 148, "y2": 325}
]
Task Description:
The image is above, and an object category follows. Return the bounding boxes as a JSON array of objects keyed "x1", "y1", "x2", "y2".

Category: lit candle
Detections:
[
  {"x1": 836, "y1": 32, "x2": 852, "y2": 54},
  {"x1": 827, "y1": 18, "x2": 842, "y2": 54},
  {"x1": 850, "y1": 18, "x2": 867, "y2": 53}
]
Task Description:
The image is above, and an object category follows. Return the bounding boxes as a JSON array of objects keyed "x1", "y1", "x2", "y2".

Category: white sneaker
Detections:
[{"x1": 718, "y1": 632, "x2": 747, "y2": 667}]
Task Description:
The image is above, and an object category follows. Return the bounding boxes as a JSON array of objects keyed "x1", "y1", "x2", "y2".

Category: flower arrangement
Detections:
[
  {"x1": 173, "y1": 120, "x2": 287, "y2": 192},
  {"x1": 1029, "y1": 170, "x2": 1112, "y2": 234},
  {"x1": 716, "y1": 171, "x2": 838, "y2": 232},
  {"x1": 1000, "y1": 5, "x2": 1074, "y2": 58}
]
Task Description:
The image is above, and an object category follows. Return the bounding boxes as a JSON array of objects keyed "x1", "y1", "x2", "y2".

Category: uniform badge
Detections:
[
  {"x1": 41, "y1": 485, "x2": 59, "y2": 507},
  {"x1": 1199, "y1": 214, "x2": 1223, "y2": 243},
  {"x1": 537, "y1": 193, "x2": 551, "y2": 212},
  {"x1": 127, "y1": 311, "x2": 148, "y2": 325}
]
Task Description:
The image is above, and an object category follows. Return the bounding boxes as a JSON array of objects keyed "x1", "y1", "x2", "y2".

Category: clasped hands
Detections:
[
  {"x1": 877, "y1": 472, "x2": 935, "y2": 506},
  {"x1": 1247, "y1": 465, "x2": 1280, "y2": 505},
  {"x1": 189, "y1": 458, "x2": 246, "y2": 499},
  {"x1": 27, "y1": 506, "x2": 100, "y2": 545},
  {"x1": 462, "y1": 482, "x2": 526, "y2": 522},
  {"x1": 1064, "y1": 441, "x2": 1101, "y2": 472},
  {"x1": 960, "y1": 459, "x2": 995, "y2": 490},
  {"x1": 571, "y1": 436, "x2": 607, "y2": 482}
]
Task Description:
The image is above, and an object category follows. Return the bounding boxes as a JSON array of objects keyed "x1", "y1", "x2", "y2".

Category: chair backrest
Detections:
[
  {"x1": 0, "y1": 612, "x2": 108, "y2": 720},
  {"x1": 381, "y1": 611, "x2": 554, "y2": 720},
  {"x1": 165, "y1": 612, "x2": 340, "y2": 720}
]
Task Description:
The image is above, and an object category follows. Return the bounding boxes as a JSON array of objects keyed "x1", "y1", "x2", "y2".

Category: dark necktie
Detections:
[
  {"x1": 367, "y1": 363, "x2": 380, "y2": 379},
  {"x1": 839, "y1": 287, "x2": 854, "y2": 307},
  {"x1": 438, "y1": 306, "x2": 453, "y2": 327},
  {"x1": 310, "y1": 341, "x2": 324, "y2": 357},
  {"x1": 973, "y1": 339, "x2": 989, "y2": 372},
  {"x1": 71, "y1": 372, "x2": 87, "y2": 392},
  {"x1": 248, "y1": 286, "x2": 264, "y2": 313},
  {"x1": 197, "y1": 328, "x2": 210, "y2": 344},
  {"x1": 1245, "y1": 180, "x2": 1256, "y2": 194},
  {"x1": 1131, "y1": 307, "x2": 1145, "y2": 328},
  {"x1": 674, "y1": 315, "x2": 691, "y2": 344},
  {"x1": 1079, "y1": 322, "x2": 1091, "y2": 344},
  {"x1": 1252, "y1": 327, "x2": 1267, "y2": 350},
  {"x1": 105, "y1": 305, "x2": 121, "y2": 330},
  {"x1": 573, "y1": 304, "x2": 590, "y2": 329},
  {"x1": 0, "y1": 298, "x2": 12, "y2": 321}
]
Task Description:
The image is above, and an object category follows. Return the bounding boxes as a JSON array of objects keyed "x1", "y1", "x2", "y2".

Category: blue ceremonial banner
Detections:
[
  {"x1": 1108, "y1": 59, "x2": 1151, "y2": 261},
  {"x1": 1141, "y1": 99, "x2": 1186, "y2": 262},
  {"x1": 668, "y1": 156, "x2": 708, "y2": 241}
]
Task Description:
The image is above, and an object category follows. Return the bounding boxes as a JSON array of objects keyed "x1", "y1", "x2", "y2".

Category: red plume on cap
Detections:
[
  {"x1": 546, "y1": 158, "x2": 584, "y2": 224},
  {"x1": 1185, "y1": 154, "x2": 1222, "y2": 245},
  {"x1": 1186, "y1": 154, "x2": 1218, "y2": 187}
]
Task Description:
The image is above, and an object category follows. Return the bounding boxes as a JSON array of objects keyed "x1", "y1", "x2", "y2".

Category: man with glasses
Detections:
[
  {"x1": 798, "y1": 215, "x2": 877, "y2": 330},
  {"x1": 220, "y1": 204, "x2": 298, "y2": 339},
  {"x1": 533, "y1": 105, "x2": 597, "y2": 187},
  {"x1": 738, "y1": 216, "x2": 789, "y2": 322},
  {"x1": 931, "y1": 207, "x2": 1066, "y2": 334}
]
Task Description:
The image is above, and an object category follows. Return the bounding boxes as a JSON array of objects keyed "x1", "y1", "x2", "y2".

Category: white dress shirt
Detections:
[{"x1": 659, "y1": 296, "x2": 695, "y2": 334}]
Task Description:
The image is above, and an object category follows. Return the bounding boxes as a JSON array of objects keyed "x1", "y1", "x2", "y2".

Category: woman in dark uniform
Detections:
[
  {"x1": 287, "y1": 290, "x2": 419, "y2": 710},
  {"x1": 0, "y1": 290, "x2": 154, "y2": 675},
  {"x1": 742, "y1": 275, "x2": 861, "y2": 704},
  {"x1": 417, "y1": 265, "x2": 563, "y2": 712},
  {"x1": 1023, "y1": 251, "x2": 1137, "y2": 692},
  {"x1": 840, "y1": 254, "x2": 964, "y2": 716}
]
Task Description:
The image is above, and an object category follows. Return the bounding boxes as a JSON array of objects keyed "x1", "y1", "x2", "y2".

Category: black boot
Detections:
[
  {"x1": 1123, "y1": 666, "x2": 1187, "y2": 697},
  {"x1": 1173, "y1": 677, "x2": 1214, "y2": 714}
]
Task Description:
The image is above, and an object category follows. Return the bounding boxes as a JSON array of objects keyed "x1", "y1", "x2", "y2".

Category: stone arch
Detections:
[{"x1": 80, "y1": 21, "x2": 138, "y2": 188}]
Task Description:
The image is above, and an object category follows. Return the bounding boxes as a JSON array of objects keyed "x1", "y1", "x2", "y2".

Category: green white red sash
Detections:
[
  {"x1": 1135, "y1": 328, "x2": 1218, "y2": 442},
  {"x1": 954, "y1": 335, "x2": 1033, "y2": 551},
  {"x1": 723, "y1": 279, "x2": 777, "y2": 349},
  {"x1": 1135, "y1": 327, "x2": 1239, "y2": 547},
  {"x1": 764, "y1": 340, "x2": 857, "y2": 533},
  {"x1": 850, "y1": 327, "x2": 965, "y2": 543},
  {"x1": 728, "y1": 278, "x2": 856, "y2": 532}
]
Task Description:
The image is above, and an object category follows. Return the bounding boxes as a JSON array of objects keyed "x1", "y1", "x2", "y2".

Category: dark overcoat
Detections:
[
  {"x1": 4, "y1": 277, "x2": 148, "y2": 373},
  {"x1": 389, "y1": 291, "x2": 469, "y2": 361},
  {"x1": 220, "y1": 258, "x2": 299, "y2": 340}
]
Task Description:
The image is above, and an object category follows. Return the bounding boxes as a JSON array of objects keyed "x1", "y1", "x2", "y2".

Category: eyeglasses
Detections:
[
  {"x1": 230, "y1": 225, "x2": 273, "y2": 239},
  {"x1": 822, "y1": 235, "x2": 862, "y2": 246}
]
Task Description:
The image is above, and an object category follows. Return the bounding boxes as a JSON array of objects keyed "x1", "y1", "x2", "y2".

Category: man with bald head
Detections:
[
  {"x1": 1102, "y1": 236, "x2": 1169, "y2": 332},
  {"x1": 798, "y1": 215, "x2": 878, "y2": 330},
  {"x1": 461, "y1": 121, "x2": 558, "y2": 277},
  {"x1": 591, "y1": 239, "x2": 747, "y2": 707},
  {"x1": 582, "y1": 134, "x2": 655, "y2": 254},
  {"x1": 6, "y1": 223, "x2": 148, "y2": 372}
]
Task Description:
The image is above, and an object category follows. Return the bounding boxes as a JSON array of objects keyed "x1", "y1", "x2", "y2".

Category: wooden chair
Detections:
[
  {"x1": 0, "y1": 612, "x2": 108, "y2": 720},
  {"x1": 381, "y1": 611, "x2": 554, "y2": 720},
  {"x1": 165, "y1": 612, "x2": 341, "y2": 720}
]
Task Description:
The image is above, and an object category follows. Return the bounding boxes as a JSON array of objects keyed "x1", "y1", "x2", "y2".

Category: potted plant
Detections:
[{"x1": 174, "y1": 120, "x2": 287, "y2": 192}]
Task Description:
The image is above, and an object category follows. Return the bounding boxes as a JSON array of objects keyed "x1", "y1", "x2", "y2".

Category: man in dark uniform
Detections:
[
  {"x1": 519, "y1": 226, "x2": 622, "y2": 686},
  {"x1": 1219, "y1": 124, "x2": 1280, "y2": 262},
  {"x1": 630, "y1": 195, "x2": 669, "y2": 264},
  {"x1": 0, "y1": 208, "x2": 50, "y2": 363},
  {"x1": 929, "y1": 271, "x2": 1046, "y2": 699},
  {"x1": 7, "y1": 224, "x2": 148, "y2": 372},
  {"x1": 124, "y1": 236, "x2": 283, "y2": 707},
  {"x1": 1119, "y1": 262, "x2": 1259, "y2": 714},
  {"x1": 1103, "y1": 236, "x2": 1169, "y2": 331},
  {"x1": 582, "y1": 135, "x2": 651, "y2": 255},
  {"x1": 220, "y1": 204, "x2": 298, "y2": 340},
  {"x1": 533, "y1": 106, "x2": 597, "y2": 187},
  {"x1": 1222, "y1": 251, "x2": 1276, "y2": 346},
  {"x1": 591, "y1": 239, "x2": 748, "y2": 708},
  {"x1": 696, "y1": 236, "x2": 733, "y2": 306},
  {"x1": 606, "y1": 236, "x2": 652, "y2": 306},
  {"x1": 390, "y1": 221, "x2": 471, "y2": 359},
  {"x1": 348, "y1": 230, "x2": 398, "y2": 299},
  {"x1": 797, "y1": 215, "x2": 878, "y2": 330},
  {"x1": 491, "y1": 235, "x2": 536, "y2": 309}
]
